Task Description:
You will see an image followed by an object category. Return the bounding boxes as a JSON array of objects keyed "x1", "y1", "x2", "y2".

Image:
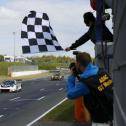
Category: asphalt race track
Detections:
[{"x1": 0, "y1": 77, "x2": 67, "y2": 126}]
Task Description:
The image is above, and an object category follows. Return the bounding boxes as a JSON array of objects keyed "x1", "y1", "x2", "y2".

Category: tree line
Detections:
[{"x1": 29, "y1": 55, "x2": 75, "y2": 70}]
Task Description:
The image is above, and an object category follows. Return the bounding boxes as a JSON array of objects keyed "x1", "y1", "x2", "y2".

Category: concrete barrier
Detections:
[{"x1": 11, "y1": 70, "x2": 48, "y2": 77}]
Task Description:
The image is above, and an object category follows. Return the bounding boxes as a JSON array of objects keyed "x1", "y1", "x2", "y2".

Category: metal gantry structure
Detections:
[
  {"x1": 96, "y1": 0, "x2": 126, "y2": 126},
  {"x1": 113, "y1": 0, "x2": 126, "y2": 126},
  {"x1": 96, "y1": 0, "x2": 111, "y2": 73}
]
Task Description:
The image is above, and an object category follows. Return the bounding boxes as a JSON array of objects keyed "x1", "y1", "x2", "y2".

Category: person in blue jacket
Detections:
[{"x1": 67, "y1": 52, "x2": 113, "y2": 125}]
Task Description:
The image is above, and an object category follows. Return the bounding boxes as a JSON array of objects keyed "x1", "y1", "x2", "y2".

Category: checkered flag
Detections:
[{"x1": 21, "y1": 11, "x2": 63, "y2": 54}]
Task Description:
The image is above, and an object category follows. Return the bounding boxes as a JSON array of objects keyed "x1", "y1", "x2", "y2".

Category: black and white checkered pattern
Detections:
[{"x1": 21, "y1": 11, "x2": 63, "y2": 54}]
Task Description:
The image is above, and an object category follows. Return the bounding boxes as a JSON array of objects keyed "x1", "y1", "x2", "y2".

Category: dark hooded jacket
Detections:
[
  {"x1": 70, "y1": 24, "x2": 113, "y2": 50},
  {"x1": 67, "y1": 64, "x2": 113, "y2": 123}
]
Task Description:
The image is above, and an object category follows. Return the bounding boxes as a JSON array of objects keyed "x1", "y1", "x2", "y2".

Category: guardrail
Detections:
[{"x1": 10, "y1": 70, "x2": 48, "y2": 77}]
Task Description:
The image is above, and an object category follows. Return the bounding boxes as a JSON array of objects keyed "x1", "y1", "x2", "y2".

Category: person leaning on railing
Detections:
[{"x1": 67, "y1": 52, "x2": 113, "y2": 125}]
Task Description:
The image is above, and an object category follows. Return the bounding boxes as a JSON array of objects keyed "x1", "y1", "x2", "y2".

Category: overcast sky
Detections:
[{"x1": 0, "y1": 0, "x2": 112, "y2": 58}]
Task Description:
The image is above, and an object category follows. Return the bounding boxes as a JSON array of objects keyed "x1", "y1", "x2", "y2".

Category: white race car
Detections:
[{"x1": 0, "y1": 80, "x2": 22, "y2": 93}]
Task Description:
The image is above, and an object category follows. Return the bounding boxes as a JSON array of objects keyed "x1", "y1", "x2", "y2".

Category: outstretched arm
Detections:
[
  {"x1": 65, "y1": 32, "x2": 90, "y2": 51},
  {"x1": 70, "y1": 32, "x2": 90, "y2": 50}
]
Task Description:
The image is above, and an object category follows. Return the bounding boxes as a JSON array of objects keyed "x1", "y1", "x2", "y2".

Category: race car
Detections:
[
  {"x1": 0, "y1": 80, "x2": 22, "y2": 93},
  {"x1": 50, "y1": 73, "x2": 64, "y2": 81}
]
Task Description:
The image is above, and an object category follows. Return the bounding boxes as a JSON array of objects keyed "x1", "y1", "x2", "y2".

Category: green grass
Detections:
[
  {"x1": 0, "y1": 62, "x2": 69, "y2": 76},
  {"x1": 14, "y1": 72, "x2": 49, "y2": 80},
  {"x1": 41, "y1": 100, "x2": 75, "y2": 122},
  {"x1": 0, "y1": 76, "x2": 12, "y2": 83},
  {"x1": 0, "y1": 72, "x2": 49, "y2": 83},
  {"x1": 38, "y1": 63, "x2": 69, "y2": 70},
  {"x1": 0, "y1": 62, "x2": 26, "y2": 75}
]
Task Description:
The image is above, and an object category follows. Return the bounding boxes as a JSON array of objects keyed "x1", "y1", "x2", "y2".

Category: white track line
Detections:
[
  {"x1": 37, "y1": 96, "x2": 45, "y2": 101},
  {"x1": 40, "y1": 88, "x2": 45, "y2": 91},
  {"x1": 3, "y1": 108, "x2": 8, "y2": 110},
  {"x1": 26, "y1": 97, "x2": 67, "y2": 126},
  {"x1": 0, "y1": 115, "x2": 4, "y2": 118},
  {"x1": 59, "y1": 88, "x2": 63, "y2": 91},
  {"x1": 16, "y1": 99, "x2": 38, "y2": 102},
  {"x1": 9, "y1": 97, "x2": 20, "y2": 101}
]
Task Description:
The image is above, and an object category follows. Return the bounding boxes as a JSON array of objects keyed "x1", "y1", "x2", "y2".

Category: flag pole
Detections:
[{"x1": 13, "y1": 32, "x2": 16, "y2": 62}]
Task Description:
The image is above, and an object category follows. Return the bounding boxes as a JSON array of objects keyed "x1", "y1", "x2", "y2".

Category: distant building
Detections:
[
  {"x1": 15, "y1": 56, "x2": 32, "y2": 64},
  {"x1": 4, "y1": 55, "x2": 32, "y2": 64},
  {"x1": 4, "y1": 56, "x2": 14, "y2": 62}
]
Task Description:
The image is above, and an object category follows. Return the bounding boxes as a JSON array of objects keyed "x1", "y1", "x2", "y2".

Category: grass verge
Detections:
[
  {"x1": 0, "y1": 72, "x2": 49, "y2": 83},
  {"x1": 14, "y1": 72, "x2": 49, "y2": 80},
  {"x1": 0, "y1": 62, "x2": 27, "y2": 75},
  {"x1": 41, "y1": 100, "x2": 75, "y2": 122}
]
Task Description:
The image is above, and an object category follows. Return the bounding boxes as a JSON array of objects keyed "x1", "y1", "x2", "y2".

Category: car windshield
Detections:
[
  {"x1": 3, "y1": 80, "x2": 15, "y2": 86},
  {"x1": 54, "y1": 73, "x2": 60, "y2": 76}
]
